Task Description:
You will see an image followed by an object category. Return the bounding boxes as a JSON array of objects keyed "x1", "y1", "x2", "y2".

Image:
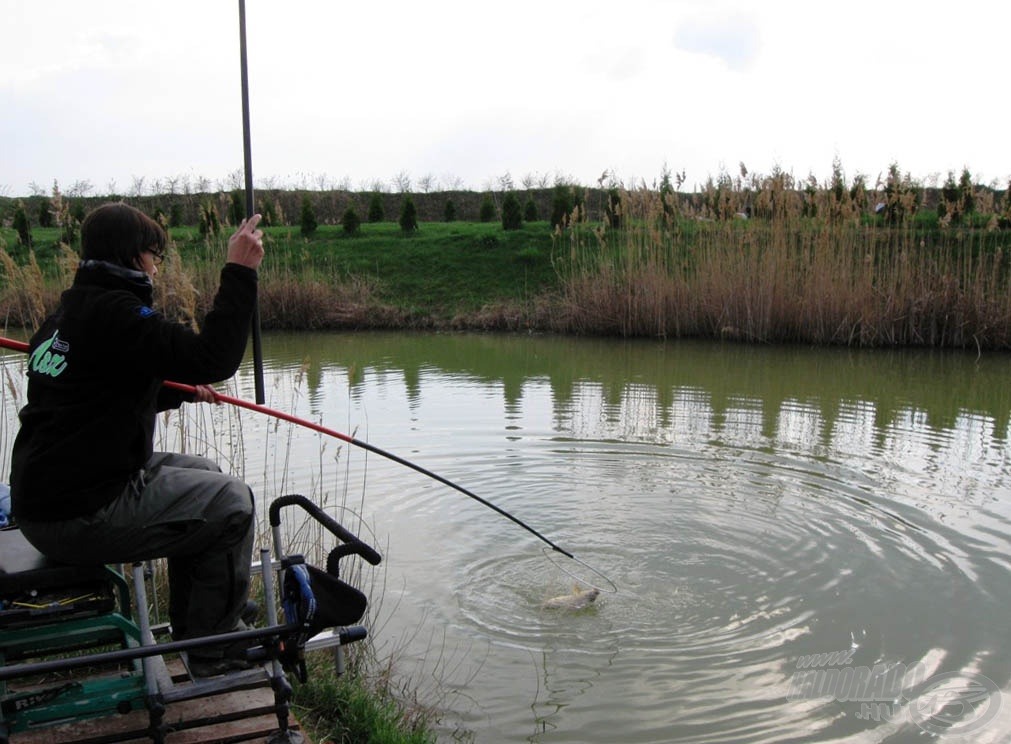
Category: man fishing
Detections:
[{"x1": 9, "y1": 202, "x2": 264, "y2": 677}]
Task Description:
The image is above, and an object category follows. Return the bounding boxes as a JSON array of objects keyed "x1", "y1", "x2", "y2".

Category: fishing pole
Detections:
[
  {"x1": 0, "y1": 335, "x2": 573, "y2": 558},
  {"x1": 236, "y1": 0, "x2": 265, "y2": 405}
]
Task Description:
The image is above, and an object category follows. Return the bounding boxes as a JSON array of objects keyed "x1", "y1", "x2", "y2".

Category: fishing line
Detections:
[{"x1": 542, "y1": 546, "x2": 618, "y2": 594}]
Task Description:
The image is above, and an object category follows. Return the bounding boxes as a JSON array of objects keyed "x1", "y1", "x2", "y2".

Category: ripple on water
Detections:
[{"x1": 443, "y1": 440, "x2": 1010, "y2": 742}]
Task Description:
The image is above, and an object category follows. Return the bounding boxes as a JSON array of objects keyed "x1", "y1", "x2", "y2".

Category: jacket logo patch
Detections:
[
  {"x1": 138, "y1": 306, "x2": 155, "y2": 318},
  {"x1": 29, "y1": 331, "x2": 69, "y2": 378}
]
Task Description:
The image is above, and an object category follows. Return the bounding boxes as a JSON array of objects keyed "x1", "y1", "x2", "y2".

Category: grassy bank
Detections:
[
  {"x1": 294, "y1": 653, "x2": 437, "y2": 744},
  {"x1": 3, "y1": 180, "x2": 1011, "y2": 348},
  {"x1": 235, "y1": 221, "x2": 557, "y2": 327},
  {"x1": 0, "y1": 220, "x2": 560, "y2": 332}
]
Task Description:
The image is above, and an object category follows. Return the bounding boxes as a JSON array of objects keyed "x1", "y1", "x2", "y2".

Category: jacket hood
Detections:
[{"x1": 76, "y1": 260, "x2": 154, "y2": 304}]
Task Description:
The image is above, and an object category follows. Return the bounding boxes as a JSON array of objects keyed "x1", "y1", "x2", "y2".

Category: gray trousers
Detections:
[{"x1": 19, "y1": 452, "x2": 255, "y2": 655}]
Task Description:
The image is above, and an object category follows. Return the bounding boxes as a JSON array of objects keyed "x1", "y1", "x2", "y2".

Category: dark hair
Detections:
[{"x1": 80, "y1": 202, "x2": 166, "y2": 267}]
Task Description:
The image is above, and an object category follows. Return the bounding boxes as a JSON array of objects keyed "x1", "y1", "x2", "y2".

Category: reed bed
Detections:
[{"x1": 553, "y1": 185, "x2": 1011, "y2": 349}]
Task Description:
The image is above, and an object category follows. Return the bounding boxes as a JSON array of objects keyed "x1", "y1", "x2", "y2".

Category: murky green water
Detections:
[{"x1": 3, "y1": 331, "x2": 1011, "y2": 743}]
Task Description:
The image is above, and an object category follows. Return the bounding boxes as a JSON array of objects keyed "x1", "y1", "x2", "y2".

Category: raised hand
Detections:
[{"x1": 226, "y1": 214, "x2": 265, "y2": 270}]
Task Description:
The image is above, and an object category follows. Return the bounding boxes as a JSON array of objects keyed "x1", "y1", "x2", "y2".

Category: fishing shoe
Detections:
[
  {"x1": 173, "y1": 600, "x2": 261, "y2": 641},
  {"x1": 186, "y1": 615, "x2": 259, "y2": 678}
]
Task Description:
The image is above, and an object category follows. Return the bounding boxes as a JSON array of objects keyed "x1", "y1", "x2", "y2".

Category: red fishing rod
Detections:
[
  {"x1": 2, "y1": 338, "x2": 29, "y2": 354},
  {"x1": 0, "y1": 335, "x2": 572, "y2": 558}
]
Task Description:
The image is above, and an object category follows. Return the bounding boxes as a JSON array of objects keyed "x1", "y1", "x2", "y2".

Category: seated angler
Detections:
[{"x1": 10, "y1": 202, "x2": 265, "y2": 677}]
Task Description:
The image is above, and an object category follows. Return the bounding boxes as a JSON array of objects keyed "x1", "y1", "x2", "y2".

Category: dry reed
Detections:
[
  {"x1": 0, "y1": 245, "x2": 51, "y2": 330},
  {"x1": 554, "y1": 178, "x2": 1011, "y2": 349}
]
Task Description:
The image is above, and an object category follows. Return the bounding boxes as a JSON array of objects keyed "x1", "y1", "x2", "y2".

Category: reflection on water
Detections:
[{"x1": 2, "y1": 331, "x2": 1011, "y2": 743}]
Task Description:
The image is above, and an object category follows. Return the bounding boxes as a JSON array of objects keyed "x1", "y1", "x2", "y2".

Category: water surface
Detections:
[{"x1": 2, "y1": 332, "x2": 1010, "y2": 743}]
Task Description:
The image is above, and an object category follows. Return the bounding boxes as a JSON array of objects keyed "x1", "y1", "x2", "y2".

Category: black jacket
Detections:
[{"x1": 10, "y1": 260, "x2": 257, "y2": 522}]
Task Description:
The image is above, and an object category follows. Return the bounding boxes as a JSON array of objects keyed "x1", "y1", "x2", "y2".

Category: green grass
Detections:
[
  {"x1": 1, "y1": 219, "x2": 560, "y2": 314},
  {"x1": 292, "y1": 653, "x2": 438, "y2": 744},
  {"x1": 172, "y1": 221, "x2": 559, "y2": 317},
  {"x1": 0, "y1": 227, "x2": 67, "y2": 275}
]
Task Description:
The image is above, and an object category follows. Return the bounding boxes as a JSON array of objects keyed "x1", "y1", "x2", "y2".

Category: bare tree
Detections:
[
  {"x1": 68, "y1": 179, "x2": 94, "y2": 197},
  {"x1": 195, "y1": 176, "x2": 211, "y2": 193},
  {"x1": 417, "y1": 173, "x2": 436, "y2": 193},
  {"x1": 28, "y1": 181, "x2": 45, "y2": 196},
  {"x1": 441, "y1": 173, "x2": 464, "y2": 191},
  {"x1": 130, "y1": 175, "x2": 146, "y2": 197},
  {"x1": 497, "y1": 172, "x2": 514, "y2": 191},
  {"x1": 164, "y1": 175, "x2": 180, "y2": 195},
  {"x1": 391, "y1": 171, "x2": 412, "y2": 193},
  {"x1": 257, "y1": 174, "x2": 279, "y2": 190},
  {"x1": 0, "y1": 184, "x2": 10, "y2": 197}
]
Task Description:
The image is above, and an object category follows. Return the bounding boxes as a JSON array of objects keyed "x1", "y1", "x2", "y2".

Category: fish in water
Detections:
[{"x1": 541, "y1": 585, "x2": 600, "y2": 611}]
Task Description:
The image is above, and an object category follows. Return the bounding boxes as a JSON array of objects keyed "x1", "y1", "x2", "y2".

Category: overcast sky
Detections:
[{"x1": 3, "y1": 0, "x2": 1009, "y2": 198}]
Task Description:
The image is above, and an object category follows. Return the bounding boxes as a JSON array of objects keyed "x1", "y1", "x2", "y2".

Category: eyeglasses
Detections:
[{"x1": 146, "y1": 248, "x2": 165, "y2": 265}]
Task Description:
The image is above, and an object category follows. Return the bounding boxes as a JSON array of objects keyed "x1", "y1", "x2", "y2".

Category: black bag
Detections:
[{"x1": 282, "y1": 559, "x2": 366, "y2": 637}]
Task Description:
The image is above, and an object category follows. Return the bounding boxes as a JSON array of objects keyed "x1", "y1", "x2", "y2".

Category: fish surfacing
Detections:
[{"x1": 541, "y1": 585, "x2": 600, "y2": 611}]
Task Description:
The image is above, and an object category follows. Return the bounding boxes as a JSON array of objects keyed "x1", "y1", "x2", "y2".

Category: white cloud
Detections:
[
  {"x1": 673, "y1": 13, "x2": 761, "y2": 72},
  {"x1": 2, "y1": 0, "x2": 1010, "y2": 197}
]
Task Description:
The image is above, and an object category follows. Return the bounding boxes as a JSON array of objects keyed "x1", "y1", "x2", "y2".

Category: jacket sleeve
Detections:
[
  {"x1": 121, "y1": 264, "x2": 259, "y2": 385},
  {"x1": 155, "y1": 385, "x2": 190, "y2": 412}
]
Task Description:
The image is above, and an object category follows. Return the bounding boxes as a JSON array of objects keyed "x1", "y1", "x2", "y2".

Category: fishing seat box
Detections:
[{"x1": 0, "y1": 528, "x2": 119, "y2": 632}]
